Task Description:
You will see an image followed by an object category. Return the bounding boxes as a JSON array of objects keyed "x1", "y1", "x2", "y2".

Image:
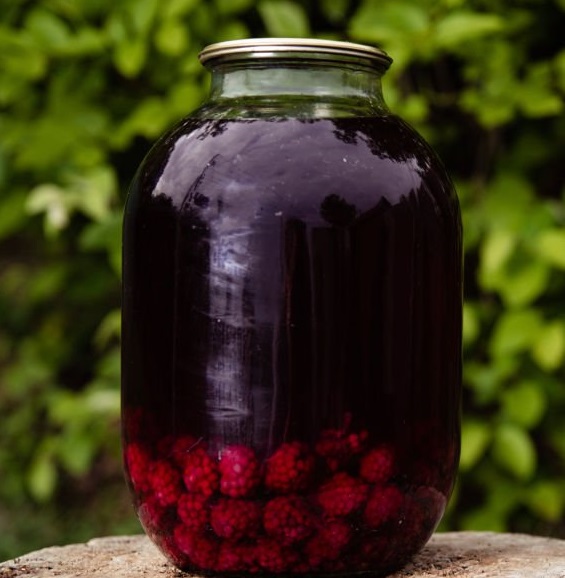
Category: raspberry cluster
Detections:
[{"x1": 123, "y1": 410, "x2": 447, "y2": 574}]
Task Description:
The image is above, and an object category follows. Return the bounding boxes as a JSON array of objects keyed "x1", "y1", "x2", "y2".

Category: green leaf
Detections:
[
  {"x1": 168, "y1": 81, "x2": 203, "y2": 117},
  {"x1": 460, "y1": 420, "x2": 491, "y2": 470},
  {"x1": 154, "y1": 18, "x2": 189, "y2": 56},
  {"x1": 516, "y1": 64, "x2": 563, "y2": 118},
  {"x1": 115, "y1": 97, "x2": 173, "y2": 142},
  {"x1": 27, "y1": 445, "x2": 57, "y2": 502},
  {"x1": 127, "y1": 0, "x2": 161, "y2": 36},
  {"x1": 350, "y1": 1, "x2": 429, "y2": 42},
  {"x1": 492, "y1": 423, "x2": 536, "y2": 480},
  {"x1": 525, "y1": 481, "x2": 565, "y2": 522},
  {"x1": 535, "y1": 229, "x2": 565, "y2": 269},
  {"x1": 489, "y1": 309, "x2": 543, "y2": 359},
  {"x1": 320, "y1": 0, "x2": 350, "y2": 23},
  {"x1": 56, "y1": 431, "x2": 96, "y2": 476},
  {"x1": 349, "y1": 0, "x2": 429, "y2": 65},
  {"x1": 498, "y1": 260, "x2": 550, "y2": 308},
  {"x1": 480, "y1": 173, "x2": 534, "y2": 233},
  {"x1": 214, "y1": 0, "x2": 254, "y2": 15},
  {"x1": 113, "y1": 38, "x2": 146, "y2": 77},
  {"x1": 163, "y1": 0, "x2": 200, "y2": 18},
  {"x1": 25, "y1": 8, "x2": 71, "y2": 52},
  {"x1": 501, "y1": 381, "x2": 547, "y2": 429},
  {"x1": 479, "y1": 229, "x2": 516, "y2": 289},
  {"x1": 79, "y1": 213, "x2": 122, "y2": 274},
  {"x1": 214, "y1": 20, "x2": 250, "y2": 43},
  {"x1": 0, "y1": 28, "x2": 48, "y2": 80},
  {"x1": 460, "y1": 507, "x2": 506, "y2": 532},
  {"x1": 26, "y1": 183, "x2": 70, "y2": 234},
  {"x1": 72, "y1": 166, "x2": 117, "y2": 222},
  {"x1": 0, "y1": 192, "x2": 27, "y2": 241},
  {"x1": 94, "y1": 309, "x2": 122, "y2": 348},
  {"x1": 258, "y1": 0, "x2": 310, "y2": 37},
  {"x1": 464, "y1": 358, "x2": 517, "y2": 405},
  {"x1": 434, "y1": 11, "x2": 504, "y2": 48},
  {"x1": 463, "y1": 302, "x2": 480, "y2": 346},
  {"x1": 84, "y1": 388, "x2": 120, "y2": 415},
  {"x1": 531, "y1": 321, "x2": 565, "y2": 371}
]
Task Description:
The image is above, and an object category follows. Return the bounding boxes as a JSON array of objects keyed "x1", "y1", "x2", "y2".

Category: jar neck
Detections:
[{"x1": 204, "y1": 60, "x2": 389, "y2": 118}]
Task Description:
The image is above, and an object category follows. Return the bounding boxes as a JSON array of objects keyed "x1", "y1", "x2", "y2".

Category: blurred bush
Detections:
[{"x1": 1, "y1": 0, "x2": 564, "y2": 560}]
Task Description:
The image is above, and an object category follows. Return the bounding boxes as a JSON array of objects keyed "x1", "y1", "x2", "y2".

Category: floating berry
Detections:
[
  {"x1": 177, "y1": 493, "x2": 209, "y2": 531},
  {"x1": 315, "y1": 414, "x2": 368, "y2": 471},
  {"x1": 265, "y1": 441, "x2": 316, "y2": 494},
  {"x1": 359, "y1": 444, "x2": 395, "y2": 484},
  {"x1": 210, "y1": 498, "x2": 262, "y2": 540},
  {"x1": 305, "y1": 519, "x2": 352, "y2": 567},
  {"x1": 219, "y1": 445, "x2": 261, "y2": 498},
  {"x1": 173, "y1": 526, "x2": 217, "y2": 570},
  {"x1": 363, "y1": 485, "x2": 404, "y2": 528},
  {"x1": 254, "y1": 538, "x2": 299, "y2": 573},
  {"x1": 158, "y1": 434, "x2": 199, "y2": 468},
  {"x1": 124, "y1": 443, "x2": 152, "y2": 493},
  {"x1": 172, "y1": 435, "x2": 202, "y2": 467},
  {"x1": 347, "y1": 429, "x2": 370, "y2": 454},
  {"x1": 263, "y1": 495, "x2": 316, "y2": 545},
  {"x1": 147, "y1": 459, "x2": 183, "y2": 507},
  {"x1": 317, "y1": 472, "x2": 368, "y2": 517},
  {"x1": 182, "y1": 447, "x2": 219, "y2": 496}
]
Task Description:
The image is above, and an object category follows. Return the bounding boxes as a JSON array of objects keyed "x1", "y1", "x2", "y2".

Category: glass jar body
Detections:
[{"x1": 122, "y1": 51, "x2": 462, "y2": 577}]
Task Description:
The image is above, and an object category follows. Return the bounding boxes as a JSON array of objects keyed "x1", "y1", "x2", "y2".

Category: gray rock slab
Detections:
[{"x1": 1, "y1": 532, "x2": 565, "y2": 577}]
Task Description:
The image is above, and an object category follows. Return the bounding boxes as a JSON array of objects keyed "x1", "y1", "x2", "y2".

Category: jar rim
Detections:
[{"x1": 198, "y1": 38, "x2": 392, "y2": 69}]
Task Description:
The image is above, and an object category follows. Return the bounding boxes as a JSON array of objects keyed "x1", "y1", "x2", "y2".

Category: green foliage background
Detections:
[{"x1": 1, "y1": 0, "x2": 564, "y2": 560}]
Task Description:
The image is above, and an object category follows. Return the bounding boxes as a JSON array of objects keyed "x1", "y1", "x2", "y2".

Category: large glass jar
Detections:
[{"x1": 121, "y1": 38, "x2": 462, "y2": 576}]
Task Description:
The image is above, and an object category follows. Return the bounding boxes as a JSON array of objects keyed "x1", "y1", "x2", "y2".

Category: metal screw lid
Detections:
[{"x1": 198, "y1": 38, "x2": 392, "y2": 69}]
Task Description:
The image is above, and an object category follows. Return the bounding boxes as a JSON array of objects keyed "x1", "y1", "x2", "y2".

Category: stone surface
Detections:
[{"x1": 1, "y1": 532, "x2": 565, "y2": 577}]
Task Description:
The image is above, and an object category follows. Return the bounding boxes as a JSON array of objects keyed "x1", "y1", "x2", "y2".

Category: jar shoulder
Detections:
[{"x1": 126, "y1": 115, "x2": 458, "y2": 226}]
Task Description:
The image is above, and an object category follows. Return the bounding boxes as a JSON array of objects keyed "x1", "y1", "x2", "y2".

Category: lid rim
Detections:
[{"x1": 198, "y1": 38, "x2": 392, "y2": 68}]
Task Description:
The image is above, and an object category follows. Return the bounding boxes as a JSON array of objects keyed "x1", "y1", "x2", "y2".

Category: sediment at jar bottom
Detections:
[{"x1": 123, "y1": 408, "x2": 451, "y2": 575}]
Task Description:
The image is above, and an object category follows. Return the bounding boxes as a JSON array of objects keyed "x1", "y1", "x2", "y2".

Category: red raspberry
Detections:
[
  {"x1": 137, "y1": 495, "x2": 174, "y2": 533},
  {"x1": 182, "y1": 447, "x2": 219, "y2": 496},
  {"x1": 305, "y1": 519, "x2": 352, "y2": 567},
  {"x1": 147, "y1": 459, "x2": 183, "y2": 507},
  {"x1": 151, "y1": 532, "x2": 189, "y2": 569},
  {"x1": 216, "y1": 542, "x2": 256, "y2": 572},
  {"x1": 347, "y1": 429, "x2": 370, "y2": 454},
  {"x1": 157, "y1": 434, "x2": 199, "y2": 467},
  {"x1": 317, "y1": 472, "x2": 368, "y2": 517},
  {"x1": 352, "y1": 534, "x2": 390, "y2": 571},
  {"x1": 177, "y1": 493, "x2": 209, "y2": 531},
  {"x1": 315, "y1": 416, "x2": 369, "y2": 471},
  {"x1": 263, "y1": 495, "x2": 316, "y2": 545},
  {"x1": 254, "y1": 538, "x2": 299, "y2": 573},
  {"x1": 124, "y1": 442, "x2": 152, "y2": 493},
  {"x1": 359, "y1": 444, "x2": 395, "y2": 484},
  {"x1": 363, "y1": 485, "x2": 404, "y2": 528},
  {"x1": 265, "y1": 441, "x2": 316, "y2": 494},
  {"x1": 404, "y1": 486, "x2": 446, "y2": 537},
  {"x1": 210, "y1": 498, "x2": 261, "y2": 540},
  {"x1": 173, "y1": 526, "x2": 217, "y2": 570},
  {"x1": 218, "y1": 445, "x2": 261, "y2": 498}
]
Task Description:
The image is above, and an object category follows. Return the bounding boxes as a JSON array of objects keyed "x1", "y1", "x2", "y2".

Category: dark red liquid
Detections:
[{"x1": 122, "y1": 116, "x2": 462, "y2": 575}]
